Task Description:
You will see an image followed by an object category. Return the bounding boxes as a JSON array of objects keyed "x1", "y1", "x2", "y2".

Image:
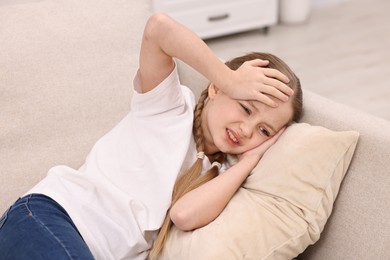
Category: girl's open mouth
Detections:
[{"x1": 226, "y1": 129, "x2": 240, "y2": 145}]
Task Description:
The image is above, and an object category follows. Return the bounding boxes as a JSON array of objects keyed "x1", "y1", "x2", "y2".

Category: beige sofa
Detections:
[{"x1": 1, "y1": 0, "x2": 389, "y2": 259}]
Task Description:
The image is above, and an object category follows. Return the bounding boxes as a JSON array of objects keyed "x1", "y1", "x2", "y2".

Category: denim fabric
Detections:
[{"x1": 0, "y1": 194, "x2": 94, "y2": 260}]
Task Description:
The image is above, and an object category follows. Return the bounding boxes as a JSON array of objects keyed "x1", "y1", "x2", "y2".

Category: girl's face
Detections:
[{"x1": 202, "y1": 83, "x2": 294, "y2": 155}]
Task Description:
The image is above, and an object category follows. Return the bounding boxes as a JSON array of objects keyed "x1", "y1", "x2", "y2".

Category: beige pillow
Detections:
[{"x1": 159, "y1": 123, "x2": 359, "y2": 260}]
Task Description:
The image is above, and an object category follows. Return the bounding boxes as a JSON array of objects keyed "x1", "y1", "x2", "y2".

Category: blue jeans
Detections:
[{"x1": 0, "y1": 194, "x2": 94, "y2": 260}]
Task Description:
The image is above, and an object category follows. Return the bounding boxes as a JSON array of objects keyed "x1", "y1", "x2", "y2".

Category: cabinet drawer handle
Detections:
[{"x1": 208, "y1": 13, "x2": 230, "y2": 22}]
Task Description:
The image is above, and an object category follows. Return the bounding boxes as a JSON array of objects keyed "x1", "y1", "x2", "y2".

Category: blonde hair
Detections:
[{"x1": 148, "y1": 52, "x2": 303, "y2": 259}]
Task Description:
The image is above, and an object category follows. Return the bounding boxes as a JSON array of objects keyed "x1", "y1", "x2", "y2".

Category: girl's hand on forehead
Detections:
[{"x1": 225, "y1": 59, "x2": 294, "y2": 107}]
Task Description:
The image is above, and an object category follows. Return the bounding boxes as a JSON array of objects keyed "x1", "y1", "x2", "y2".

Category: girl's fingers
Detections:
[
  {"x1": 262, "y1": 67, "x2": 291, "y2": 85},
  {"x1": 229, "y1": 59, "x2": 293, "y2": 105},
  {"x1": 242, "y1": 127, "x2": 286, "y2": 159},
  {"x1": 254, "y1": 92, "x2": 278, "y2": 107},
  {"x1": 247, "y1": 59, "x2": 269, "y2": 67},
  {"x1": 251, "y1": 81, "x2": 289, "y2": 103},
  {"x1": 263, "y1": 84, "x2": 290, "y2": 102},
  {"x1": 262, "y1": 77, "x2": 293, "y2": 100}
]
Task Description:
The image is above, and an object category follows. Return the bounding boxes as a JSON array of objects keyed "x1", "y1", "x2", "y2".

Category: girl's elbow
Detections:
[
  {"x1": 169, "y1": 205, "x2": 195, "y2": 231},
  {"x1": 144, "y1": 13, "x2": 172, "y2": 39}
]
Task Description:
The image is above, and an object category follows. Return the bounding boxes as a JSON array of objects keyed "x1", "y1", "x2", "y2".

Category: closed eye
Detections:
[
  {"x1": 240, "y1": 103, "x2": 251, "y2": 115},
  {"x1": 259, "y1": 127, "x2": 270, "y2": 137}
]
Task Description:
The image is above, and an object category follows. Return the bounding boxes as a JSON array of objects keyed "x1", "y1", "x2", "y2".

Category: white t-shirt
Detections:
[{"x1": 27, "y1": 65, "x2": 205, "y2": 259}]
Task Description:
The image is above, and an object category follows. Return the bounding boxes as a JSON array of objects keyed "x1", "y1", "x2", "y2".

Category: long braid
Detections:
[
  {"x1": 171, "y1": 89, "x2": 226, "y2": 200},
  {"x1": 149, "y1": 88, "x2": 225, "y2": 259},
  {"x1": 171, "y1": 88, "x2": 209, "y2": 203}
]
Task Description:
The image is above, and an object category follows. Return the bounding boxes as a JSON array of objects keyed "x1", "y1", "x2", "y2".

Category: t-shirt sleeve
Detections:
[{"x1": 131, "y1": 63, "x2": 193, "y2": 118}]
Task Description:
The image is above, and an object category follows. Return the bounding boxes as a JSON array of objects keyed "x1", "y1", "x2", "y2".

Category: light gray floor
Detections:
[{"x1": 205, "y1": 0, "x2": 390, "y2": 121}]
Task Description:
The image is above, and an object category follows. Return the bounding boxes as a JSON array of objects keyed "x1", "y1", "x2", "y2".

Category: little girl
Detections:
[{"x1": 0, "y1": 13, "x2": 302, "y2": 259}]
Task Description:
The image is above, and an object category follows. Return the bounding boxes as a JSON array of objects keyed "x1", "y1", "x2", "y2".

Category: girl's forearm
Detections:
[
  {"x1": 142, "y1": 13, "x2": 291, "y2": 104},
  {"x1": 169, "y1": 156, "x2": 259, "y2": 231},
  {"x1": 170, "y1": 128, "x2": 286, "y2": 230}
]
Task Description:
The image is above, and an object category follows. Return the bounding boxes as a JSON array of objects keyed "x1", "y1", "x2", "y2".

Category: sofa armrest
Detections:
[{"x1": 298, "y1": 91, "x2": 390, "y2": 259}]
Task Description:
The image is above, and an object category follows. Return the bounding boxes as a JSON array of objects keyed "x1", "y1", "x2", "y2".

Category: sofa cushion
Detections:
[{"x1": 160, "y1": 123, "x2": 359, "y2": 259}]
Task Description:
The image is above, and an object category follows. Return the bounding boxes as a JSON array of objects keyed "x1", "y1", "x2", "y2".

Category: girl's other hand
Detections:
[
  {"x1": 238, "y1": 127, "x2": 286, "y2": 166},
  {"x1": 225, "y1": 59, "x2": 294, "y2": 107}
]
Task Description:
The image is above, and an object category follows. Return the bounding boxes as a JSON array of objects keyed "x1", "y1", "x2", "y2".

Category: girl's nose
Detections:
[{"x1": 239, "y1": 121, "x2": 254, "y2": 139}]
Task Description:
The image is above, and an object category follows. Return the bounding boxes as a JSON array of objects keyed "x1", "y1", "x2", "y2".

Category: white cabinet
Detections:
[{"x1": 152, "y1": 0, "x2": 279, "y2": 39}]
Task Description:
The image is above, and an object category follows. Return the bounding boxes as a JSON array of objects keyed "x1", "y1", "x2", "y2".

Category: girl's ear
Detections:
[{"x1": 208, "y1": 83, "x2": 220, "y2": 99}]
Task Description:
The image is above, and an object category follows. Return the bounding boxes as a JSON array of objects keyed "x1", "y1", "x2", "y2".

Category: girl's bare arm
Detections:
[
  {"x1": 139, "y1": 13, "x2": 232, "y2": 93},
  {"x1": 139, "y1": 13, "x2": 292, "y2": 105},
  {"x1": 170, "y1": 129, "x2": 285, "y2": 231},
  {"x1": 169, "y1": 155, "x2": 257, "y2": 231}
]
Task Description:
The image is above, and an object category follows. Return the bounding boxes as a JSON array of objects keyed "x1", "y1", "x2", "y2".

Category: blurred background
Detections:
[{"x1": 152, "y1": 0, "x2": 390, "y2": 121}]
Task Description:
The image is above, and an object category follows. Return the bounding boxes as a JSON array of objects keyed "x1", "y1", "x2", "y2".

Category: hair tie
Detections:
[
  {"x1": 211, "y1": 161, "x2": 222, "y2": 170},
  {"x1": 197, "y1": 151, "x2": 205, "y2": 160}
]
